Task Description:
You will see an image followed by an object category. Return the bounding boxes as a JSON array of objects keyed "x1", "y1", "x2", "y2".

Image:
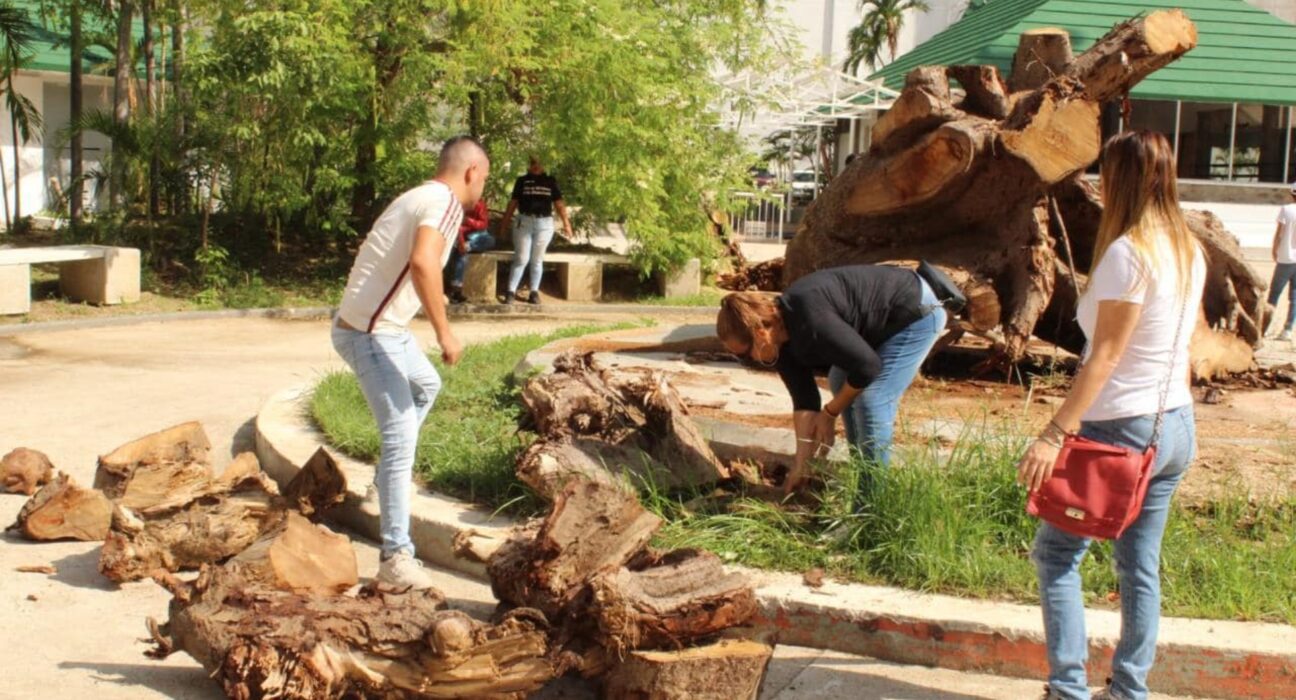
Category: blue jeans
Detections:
[
  {"x1": 828, "y1": 277, "x2": 946, "y2": 508},
  {"x1": 507, "y1": 215, "x2": 555, "y2": 294},
  {"x1": 330, "y1": 322, "x2": 442, "y2": 558},
  {"x1": 451, "y1": 230, "x2": 495, "y2": 287},
  {"x1": 1033, "y1": 405, "x2": 1197, "y2": 700},
  {"x1": 1268, "y1": 262, "x2": 1296, "y2": 332}
]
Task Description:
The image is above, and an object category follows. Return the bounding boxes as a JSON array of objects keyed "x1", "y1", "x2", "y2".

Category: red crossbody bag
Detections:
[{"x1": 1026, "y1": 297, "x2": 1188, "y2": 540}]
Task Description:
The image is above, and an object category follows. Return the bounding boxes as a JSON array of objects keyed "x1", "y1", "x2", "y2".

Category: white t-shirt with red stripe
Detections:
[{"x1": 338, "y1": 180, "x2": 464, "y2": 334}]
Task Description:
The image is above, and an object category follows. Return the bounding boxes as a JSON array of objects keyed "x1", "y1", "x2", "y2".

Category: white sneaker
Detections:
[{"x1": 376, "y1": 551, "x2": 437, "y2": 590}]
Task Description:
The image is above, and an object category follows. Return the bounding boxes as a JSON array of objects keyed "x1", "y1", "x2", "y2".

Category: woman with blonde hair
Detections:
[
  {"x1": 716, "y1": 263, "x2": 950, "y2": 507},
  {"x1": 1017, "y1": 130, "x2": 1204, "y2": 700}
]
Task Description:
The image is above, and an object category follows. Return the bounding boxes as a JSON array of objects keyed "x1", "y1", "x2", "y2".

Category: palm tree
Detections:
[
  {"x1": 844, "y1": 0, "x2": 930, "y2": 76},
  {"x1": 0, "y1": 1, "x2": 43, "y2": 228}
]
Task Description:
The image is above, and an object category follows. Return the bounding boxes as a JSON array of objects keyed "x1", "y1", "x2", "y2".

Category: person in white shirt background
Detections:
[
  {"x1": 330, "y1": 136, "x2": 489, "y2": 589},
  {"x1": 1266, "y1": 182, "x2": 1296, "y2": 342}
]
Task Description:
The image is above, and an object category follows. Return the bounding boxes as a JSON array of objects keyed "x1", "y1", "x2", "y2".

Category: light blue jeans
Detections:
[
  {"x1": 507, "y1": 214, "x2": 555, "y2": 294},
  {"x1": 451, "y1": 230, "x2": 495, "y2": 287},
  {"x1": 828, "y1": 277, "x2": 946, "y2": 509},
  {"x1": 331, "y1": 322, "x2": 442, "y2": 558},
  {"x1": 1267, "y1": 262, "x2": 1296, "y2": 332},
  {"x1": 1033, "y1": 405, "x2": 1197, "y2": 700}
]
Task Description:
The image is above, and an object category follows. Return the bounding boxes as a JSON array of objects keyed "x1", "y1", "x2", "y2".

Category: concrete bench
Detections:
[
  {"x1": 0, "y1": 245, "x2": 141, "y2": 315},
  {"x1": 462, "y1": 250, "x2": 632, "y2": 302}
]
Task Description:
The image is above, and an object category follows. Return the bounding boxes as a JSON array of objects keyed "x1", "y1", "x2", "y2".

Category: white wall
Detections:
[
  {"x1": 775, "y1": 0, "x2": 967, "y2": 71},
  {"x1": 0, "y1": 74, "x2": 47, "y2": 223},
  {"x1": 1246, "y1": 0, "x2": 1296, "y2": 24}
]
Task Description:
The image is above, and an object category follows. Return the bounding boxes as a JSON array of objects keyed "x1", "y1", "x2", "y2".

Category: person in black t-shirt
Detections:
[
  {"x1": 716, "y1": 265, "x2": 947, "y2": 507},
  {"x1": 497, "y1": 156, "x2": 574, "y2": 304}
]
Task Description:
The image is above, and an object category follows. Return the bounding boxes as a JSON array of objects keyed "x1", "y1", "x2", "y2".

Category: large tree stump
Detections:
[
  {"x1": 8, "y1": 473, "x2": 113, "y2": 541},
  {"x1": 783, "y1": 11, "x2": 1260, "y2": 368},
  {"x1": 590, "y1": 549, "x2": 757, "y2": 655},
  {"x1": 151, "y1": 565, "x2": 554, "y2": 699},
  {"x1": 521, "y1": 352, "x2": 728, "y2": 491},
  {"x1": 1, "y1": 447, "x2": 55, "y2": 496},
  {"x1": 600, "y1": 639, "x2": 773, "y2": 700}
]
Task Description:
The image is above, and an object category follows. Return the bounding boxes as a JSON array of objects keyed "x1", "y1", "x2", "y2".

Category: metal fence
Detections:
[{"x1": 728, "y1": 190, "x2": 792, "y2": 241}]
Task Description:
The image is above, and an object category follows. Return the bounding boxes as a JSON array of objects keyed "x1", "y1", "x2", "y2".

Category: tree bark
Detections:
[
  {"x1": 143, "y1": 0, "x2": 159, "y2": 217},
  {"x1": 111, "y1": 0, "x2": 134, "y2": 206},
  {"x1": 94, "y1": 420, "x2": 212, "y2": 498},
  {"x1": 280, "y1": 447, "x2": 348, "y2": 517},
  {"x1": 1009, "y1": 28, "x2": 1074, "y2": 92},
  {"x1": 948, "y1": 64, "x2": 1010, "y2": 119},
  {"x1": 1, "y1": 447, "x2": 55, "y2": 495},
  {"x1": 69, "y1": 0, "x2": 83, "y2": 223},
  {"x1": 150, "y1": 566, "x2": 554, "y2": 699},
  {"x1": 601, "y1": 639, "x2": 773, "y2": 700},
  {"x1": 8, "y1": 473, "x2": 113, "y2": 541}
]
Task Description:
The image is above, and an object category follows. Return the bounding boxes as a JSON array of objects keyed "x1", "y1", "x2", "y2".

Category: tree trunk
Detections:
[
  {"x1": 171, "y1": 7, "x2": 186, "y2": 215},
  {"x1": 600, "y1": 639, "x2": 773, "y2": 700},
  {"x1": 93, "y1": 420, "x2": 212, "y2": 497},
  {"x1": 69, "y1": 0, "x2": 83, "y2": 223},
  {"x1": 111, "y1": 0, "x2": 134, "y2": 206},
  {"x1": 143, "y1": 0, "x2": 159, "y2": 217},
  {"x1": 783, "y1": 11, "x2": 1257, "y2": 368},
  {"x1": 520, "y1": 352, "x2": 728, "y2": 491},
  {"x1": 11, "y1": 112, "x2": 20, "y2": 223},
  {"x1": 1, "y1": 447, "x2": 55, "y2": 495},
  {"x1": 150, "y1": 566, "x2": 554, "y2": 699},
  {"x1": 8, "y1": 473, "x2": 113, "y2": 541}
]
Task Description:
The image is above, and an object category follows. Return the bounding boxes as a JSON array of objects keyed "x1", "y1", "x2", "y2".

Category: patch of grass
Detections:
[
  {"x1": 310, "y1": 321, "x2": 650, "y2": 514},
  {"x1": 629, "y1": 287, "x2": 726, "y2": 307},
  {"x1": 651, "y1": 421, "x2": 1296, "y2": 625}
]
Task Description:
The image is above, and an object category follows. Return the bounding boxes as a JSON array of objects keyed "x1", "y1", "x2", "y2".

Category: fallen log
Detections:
[
  {"x1": 521, "y1": 352, "x2": 728, "y2": 491},
  {"x1": 600, "y1": 639, "x2": 773, "y2": 700},
  {"x1": 590, "y1": 548, "x2": 757, "y2": 655},
  {"x1": 784, "y1": 11, "x2": 1262, "y2": 370},
  {"x1": 151, "y1": 565, "x2": 554, "y2": 699},
  {"x1": 8, "y1": 473, "x2": 113, "y2": 541},
  {"x1": 94, "y1": 420, "x2": 211, "y2": 498},
  {"x1": 516, "y1": 439, "x2": 637, "y2": 500},
  {"x1": 489, "y1": 480, "x2": 663, "y2": 621},
  {"x1": 1, "y1": 447, "x2": 55, "y2": 495}
]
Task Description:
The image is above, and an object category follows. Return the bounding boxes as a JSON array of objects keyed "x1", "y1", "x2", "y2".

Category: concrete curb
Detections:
[
  {"x1": 255, "y1": 385, "x2": 1296, "y2": 700},
  {"x1": 0, "y1": 302, "x2": 717, "y2": 336}
]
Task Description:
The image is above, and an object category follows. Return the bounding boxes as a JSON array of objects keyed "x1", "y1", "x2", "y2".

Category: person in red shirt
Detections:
[{"x1": 447, "y1": 197, "x2": 494, "y2": 303}]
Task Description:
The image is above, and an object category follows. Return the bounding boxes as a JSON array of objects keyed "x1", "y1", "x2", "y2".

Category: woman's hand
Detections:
[
  {"x1": 813, "y1": 411, "x2": 837, "y2": 451},
  {"x1": 1017, "y1": 438, "x2": 1061, "y2": 493}
]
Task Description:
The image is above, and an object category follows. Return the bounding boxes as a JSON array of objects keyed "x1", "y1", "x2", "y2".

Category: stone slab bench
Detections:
[
  {"x1": 0, "y1": 245, "x2": 141, "y2": 315},
  {"x1": 462, "y1": 250, "x2": 631, "y2": 302}
]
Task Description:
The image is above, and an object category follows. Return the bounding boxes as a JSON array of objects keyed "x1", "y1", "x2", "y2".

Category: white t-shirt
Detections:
[
  {"x1": 1075, "y1": 235, "x2": 1205, "y2": 422},
  {"x1": 1276, "y1": 203, "x2": 1296, "y2": 264},
  {"x1": 337, "y1": 181, "x2": 463, "y2": 335}
]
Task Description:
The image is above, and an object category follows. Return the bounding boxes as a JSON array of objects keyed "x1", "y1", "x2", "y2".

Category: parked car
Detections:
[
  {"x1": 748, "y1": 167, "x2": 777, "y2": 189},
  {"x1": 789, "y1": 169, "x2": 818, "y2": 205}
]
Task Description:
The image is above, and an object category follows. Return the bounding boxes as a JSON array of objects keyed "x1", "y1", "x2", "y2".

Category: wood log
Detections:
[
  {"x1": 1065, "y1": 10, "x2": 1198, "y2": 103},
  {"x1": 98, "y1": 454, "x2": 283, "y2": 582},
  {"x1": 151, "y1": 565, "x2": 553, "y2": 699},
  {"x1": 590, "y1": 549, "x2": 756, "y2": 655},
  {"x1": 600, "y1": 639, "x2": 773, "y2": 700},
  {"x1": 521, "y1": 352, "x2": 728, "y2": 490},
  {"x1": 226, "y1": 511, "x2": 358, "y2": 596},
  {"x1": 114, "y1": 461, "x2": 216, "y2": 515},
  {"x1": 1009, "y1": 28, "x2": 1074, "y2": 92},
  {"x1": 488, "y1": 480, "x2": 662, "y2": 621},
  {"x1": 1, "y1": 447, "x2": 55, "y2": 495},
  {"x1": 870, "y1": 66, "x2": 965, "y2": 155},
  {"x1": 847, "y1": 120, "x2": 994, "y2": 217},
  {"x1": 94, "y1": 421, "x2": 211, "y2": 498},
  {"x1": 516, "y1": 439, "x2": 637, "y2": 500},
  {"x1": 1002, "y1": 81, "x2": 1101, "y2": 185},
  {"x1": 281, "y1": 447, "x2": 347, "y2": 517},
  {"x1": 8, "y1": 473, "x2": 112, "y2": 541},
  {"x1": 948, "y1": 64, "x2": 1010, "y2": 119}
]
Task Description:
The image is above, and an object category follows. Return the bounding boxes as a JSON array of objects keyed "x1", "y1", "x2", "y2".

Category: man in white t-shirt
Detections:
[
  {"x1": 331, "y1": 136, "x2": 490, "y2": 589},
  {"x1": 1268, "y1": 183, "x2": 1296, "y2": 341}
]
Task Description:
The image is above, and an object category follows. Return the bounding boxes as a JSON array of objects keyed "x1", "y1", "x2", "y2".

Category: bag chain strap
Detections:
[{"x1": 1148, "y1": 291, "x2": 1191, "y2": 450}]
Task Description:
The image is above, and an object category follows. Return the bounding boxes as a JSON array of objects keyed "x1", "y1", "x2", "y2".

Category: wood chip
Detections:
[
  {"x1": 803, "y1": 567, "x2": 825, "y2": 588},
  {"x1": 16, "y1": 565, "x2": 56, "y2": 575}
]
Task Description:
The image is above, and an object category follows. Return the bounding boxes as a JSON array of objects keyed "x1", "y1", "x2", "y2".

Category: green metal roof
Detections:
[
  {"x1": 868, "y1": 0, "x2": 1296, "y2": 106},
  {"x1": 11, "y1": 0, "x2": 144, "y2": 77}
]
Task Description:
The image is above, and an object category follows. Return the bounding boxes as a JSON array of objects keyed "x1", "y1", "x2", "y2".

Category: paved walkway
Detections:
[{"x1": 0, "y1": 316, "x2": 1197, "y2": 699}]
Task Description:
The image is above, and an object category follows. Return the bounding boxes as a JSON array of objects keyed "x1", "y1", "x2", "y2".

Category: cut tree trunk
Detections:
[
  {"x1": 225, "y1": 511, "x2": 358, "y2": 597},
  {"x1": 600, "y1": 639, "x2": 773, "y2": 700},
  {"x1": 94, "y1": 421, "x2": 211, "y2": 498},
  {"x1": 521, "y1": 352, "x2": 728, "y2": 490},
  {"x1": 489, "y1": 480, "x2": 662, "y2": 622},
  {"x1": 781, "y1": 11, "x2": 1259, "y2": 368},
  {"x1": 1, "y1": 447, "x2": 55, "y2": 495},
  {"x1": 151, "y1": 565, "x2": 554, "y2": 699},
  {"x1": 590, "y1": 548, "x2": 757, "y2": 655},
  {"x1": 516, "y1": 439, "x2": 638, "y2": 500},
  {"x1": 948, "y1": 64, "x2": 1010, "y2": 119},
  {"x1": 9, "y1": 474, "x2": 113, "y2": 541}
]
